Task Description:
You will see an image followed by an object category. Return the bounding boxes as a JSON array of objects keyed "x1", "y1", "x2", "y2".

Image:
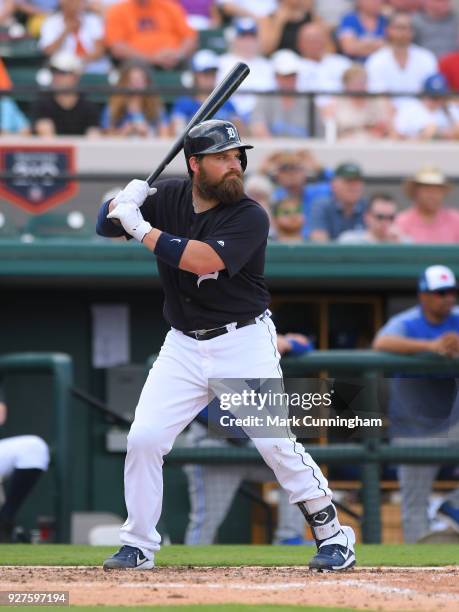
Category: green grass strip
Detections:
[
  {"x1": 0, "y1": 543, "x2": 458, "y2": 567},
  {"x1": 66, "y1": 606, "x2": 381, "y2": 612}
]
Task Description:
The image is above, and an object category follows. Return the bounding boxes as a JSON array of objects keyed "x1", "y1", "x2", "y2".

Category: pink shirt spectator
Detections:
[{"x1": 395, "y1": 207, "x2": 459, "y2": 243}]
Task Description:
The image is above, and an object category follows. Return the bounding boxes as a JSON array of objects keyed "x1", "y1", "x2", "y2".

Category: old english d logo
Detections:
[
  {"x1": 197, "y1": 271, "x2": 219, "y2": 287},
  {"x1": 0, "y1": 146, "x2": 79, "y2": 213}
]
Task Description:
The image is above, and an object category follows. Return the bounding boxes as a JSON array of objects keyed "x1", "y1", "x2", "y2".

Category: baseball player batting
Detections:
[{"x1": 96, "y1": 119, "x2": 356, "y2": 572}]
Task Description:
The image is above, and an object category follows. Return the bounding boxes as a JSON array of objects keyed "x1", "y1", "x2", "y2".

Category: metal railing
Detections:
[
  {"x1": 0, "y1": 352, "x2": 73, "y2": 542},
  {"x1": 1, "y1": 83, "x2": 456, "y2": 138},
  {"x1": 146, "y1": 350, "x2": 459, "y2": 543}
]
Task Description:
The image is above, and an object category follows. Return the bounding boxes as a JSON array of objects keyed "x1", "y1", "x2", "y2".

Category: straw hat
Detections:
[{"x1": 404, "y1": 166, "x2": 451, "y2": 198}]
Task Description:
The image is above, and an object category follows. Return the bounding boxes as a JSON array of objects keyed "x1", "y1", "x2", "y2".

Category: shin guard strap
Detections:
[{"x1": 297, "y1": 502, "x2": 340, "y2": 543}]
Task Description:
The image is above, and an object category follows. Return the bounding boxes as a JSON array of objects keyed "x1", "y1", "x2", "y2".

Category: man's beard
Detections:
[{"x1": 195, "y1": 167, "x2": 244, "y2": 206}]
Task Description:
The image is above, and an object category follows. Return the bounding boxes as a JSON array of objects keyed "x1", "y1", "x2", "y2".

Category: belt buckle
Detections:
[{"x1": 194, "y1": 328, "x2": 211, "y2": 339}]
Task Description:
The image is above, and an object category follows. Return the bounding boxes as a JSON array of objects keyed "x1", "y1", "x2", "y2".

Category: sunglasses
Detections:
[
  {"x1": 274, "y1": 207, "x2": 302, "y2": 217},
  {"x1": 278, "y1": 164, "x2": 303, "y2": 172},
  {"x1": 372, "y1": 213, "x2": 395, "y2": 221},
  {"x1": 430, "y1": 289, "x2": 457, "y2": 297}
]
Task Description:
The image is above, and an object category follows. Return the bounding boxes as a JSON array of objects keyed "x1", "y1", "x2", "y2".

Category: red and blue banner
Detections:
[{"x1": 0, "y1": 145, "x2": 78, "y2": 214}]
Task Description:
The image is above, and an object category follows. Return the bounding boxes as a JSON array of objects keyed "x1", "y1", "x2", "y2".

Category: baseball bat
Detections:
[{"x1": 146, "y1": 62, "x2": 250, "y2": 186}]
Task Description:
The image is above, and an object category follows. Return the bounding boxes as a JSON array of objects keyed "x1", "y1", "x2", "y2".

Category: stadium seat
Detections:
[
  {"x1": 0, "y1": 211, "x2": 19, "y2": 238},
  {"x1": 198, "y1": 28, "x2": 227, "y2": 55},
  {"x1": 153, "y1": 70, "x2": 185, "y2": 103},
  {"x1": 22, "y1": 211, "x2": 92, "y2": 239}
]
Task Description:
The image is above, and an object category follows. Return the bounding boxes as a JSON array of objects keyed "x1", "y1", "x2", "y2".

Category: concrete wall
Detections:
[{"x1": 1, "y1": 137, "x2": 459, "y2": 228}]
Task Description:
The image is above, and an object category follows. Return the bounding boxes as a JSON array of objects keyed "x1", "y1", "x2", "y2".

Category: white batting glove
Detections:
[
  {"x1": 107, "y1": 201, "x2": 152, "y2": 242},
  {"x1": 112, "y1": 179, "x2": 157, "y2": 209}
]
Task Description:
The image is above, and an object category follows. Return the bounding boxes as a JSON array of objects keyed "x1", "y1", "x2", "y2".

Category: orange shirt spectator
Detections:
[
  {"x1": 105, "y1": 0, "x2": 197, "y2": 69},
  {"x1": 0, "y1": 59, "x2": 12, "y2": 90}
]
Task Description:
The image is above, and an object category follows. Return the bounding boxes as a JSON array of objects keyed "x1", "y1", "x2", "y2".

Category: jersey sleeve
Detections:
[
  {"x1": 376, "y1": 313, "x2": 408, "y2": 338},
  {"x1": 202, "y1": 204, "x2": 269, "y2": 278}
]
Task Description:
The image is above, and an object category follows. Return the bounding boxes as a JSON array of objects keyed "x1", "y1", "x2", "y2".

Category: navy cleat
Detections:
[
  {"x1": 103, "y1": 545, "x2": 154, "y2": 570},
  {"x1": 437, "y1": 502, "x2": 459, "y2": 533},
  {"x1": 309, "y1": 526, "x2": 356, "y2": 572}
]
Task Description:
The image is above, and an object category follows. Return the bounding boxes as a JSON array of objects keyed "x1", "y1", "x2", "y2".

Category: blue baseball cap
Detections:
[
  {"x1": 418, "y1": 265, "x2": 457, "y2": 292},
  {"x1": 423, "y1": 73, "x2": 449, "y2": 95}
]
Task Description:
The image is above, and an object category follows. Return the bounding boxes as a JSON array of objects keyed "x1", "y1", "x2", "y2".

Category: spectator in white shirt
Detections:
[
  {"x1": 217, "y1": 18, "x2": 275, "y2": 120},
  {"x1": 365, "y1": 11, "x2": 437, "y2": 106},
  {"x1": 393, "y1": 72, "x2": 459, "y2": 139},
  {"x1": 296, "y1": 22, "x2": 351, "y2": 101},
  {"x1": 39, "y1": 0, "x2": 110, "y2": 74}
]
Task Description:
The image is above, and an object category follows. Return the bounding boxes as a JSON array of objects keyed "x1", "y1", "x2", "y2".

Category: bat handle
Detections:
[{"x1": 146, "y1": 164, "x2": 166, "y2": 186}]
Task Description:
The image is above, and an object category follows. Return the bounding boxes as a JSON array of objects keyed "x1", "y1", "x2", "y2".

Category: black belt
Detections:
[{"x1": 182, "y1": 311, "x2": 269, "y2": 341}]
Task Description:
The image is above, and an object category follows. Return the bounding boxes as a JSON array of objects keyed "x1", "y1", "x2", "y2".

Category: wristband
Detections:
[
  {"x1": 154, "y1": 231, "x2": 189, "y2": 268},
  {"x1": 96, "y1": 200, "x2": 128, "y2": 238}
]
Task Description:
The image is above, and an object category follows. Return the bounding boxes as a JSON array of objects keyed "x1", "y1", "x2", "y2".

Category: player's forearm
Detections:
[
  {"x1": 372, "y1": 335, "x2": 434, "y2": 354},
  {"x1": 0, "y1": 402, "x2": 7, "y2": 426},
  {"x1": 179, "y1": 241, "x2": 224, "y2": 275},
  {"x1": 144, "y1": 230, "x2": 224, "y2": 275}
]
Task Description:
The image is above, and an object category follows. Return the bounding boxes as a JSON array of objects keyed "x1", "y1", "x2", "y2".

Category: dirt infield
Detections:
[{"x1": 1, "y1": 566, "x2": 458, "y2": 610}]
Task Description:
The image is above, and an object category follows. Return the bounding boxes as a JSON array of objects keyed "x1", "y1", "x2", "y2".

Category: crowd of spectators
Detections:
[
  {"x1": 1, "y1": 0, "x2": 459, "y2": 244},
  {"x1": 243, "y1": 150, "x2": 459, "y2": 244},
  {"x1": 0, "y1": 0, "x2": 459, "y2": 141}
]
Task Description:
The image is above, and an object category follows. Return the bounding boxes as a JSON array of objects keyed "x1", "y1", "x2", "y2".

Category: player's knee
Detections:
[
  {"x1": 21, "y1": 436, "x2": 50, "y2": 471},
  {"x1": 127, "y1": 424, "x2": 172, "y2": 456}
]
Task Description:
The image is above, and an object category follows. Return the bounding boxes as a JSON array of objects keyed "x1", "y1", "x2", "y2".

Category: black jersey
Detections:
[{"x1": 138, "y1": 177, "x2": 270, "y2": 331}]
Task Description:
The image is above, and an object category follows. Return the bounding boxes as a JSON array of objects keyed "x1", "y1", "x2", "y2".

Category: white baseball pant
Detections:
[{"x1": 120, "y1": 315, "x2": 331, "y2": 557}]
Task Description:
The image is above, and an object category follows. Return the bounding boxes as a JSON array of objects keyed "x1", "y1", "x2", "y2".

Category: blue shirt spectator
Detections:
[
  {"x1": 0, "y1": 98, "x2": 30, "y2": 134},
  {"x1": 337, "y1": 1, "x2": 388, "y2": 61},
  {"x1": 171, "y1": 97, "x2": 237, "y2": 127},
  {"x1": 100, "y1": 106, "x2": 168, "y2": 132},
  {"x1": 373, "y1": 264, "x2": 459, "y2": 544},
  {"x1": 374, "y1": 264, "x2": 459, "y2": 436},
  {"x1": 309, "y1": 162, "x2": 367, "y2": 241},
  {"x1": 171, "y1": 49, "x2": 240, "y2": 135}
]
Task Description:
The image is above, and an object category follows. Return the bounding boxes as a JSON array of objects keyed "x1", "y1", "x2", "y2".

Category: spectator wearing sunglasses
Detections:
[
  {"x1": 394, "y1": 166, "x2": 459, "y2": 243},
  {"x1": 338, "y1": 193, "x2": 410, "y2": 243},
  {"x1": 372, "y1": 265, "x2": 459, "y2": 542},
  {"x1": 271, "y1": 196, "x2": 306, "y2": 243}
]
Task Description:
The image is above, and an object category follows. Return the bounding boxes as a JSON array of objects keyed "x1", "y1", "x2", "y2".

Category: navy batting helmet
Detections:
[{"x1": 184, "y1": 119, "x2": 253, "y2": 173}]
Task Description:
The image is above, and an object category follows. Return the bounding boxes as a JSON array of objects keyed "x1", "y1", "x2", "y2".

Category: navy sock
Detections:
[{"x1": 0, "y1": 468, "x2": 43, "y2": 522}]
